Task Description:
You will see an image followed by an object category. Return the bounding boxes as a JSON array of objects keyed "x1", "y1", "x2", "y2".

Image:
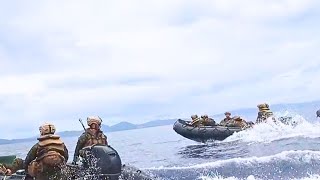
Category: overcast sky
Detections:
[{"x1": 0, "y1": 0, "x2": 320, "y2": 139}]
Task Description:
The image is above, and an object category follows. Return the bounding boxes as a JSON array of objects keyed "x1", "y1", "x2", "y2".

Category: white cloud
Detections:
[{"x1": 0, "y1": 0, "x2": 320, "y2": 138}]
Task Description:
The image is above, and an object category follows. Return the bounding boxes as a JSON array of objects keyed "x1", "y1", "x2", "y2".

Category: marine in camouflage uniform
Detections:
[
  {"x1": 220, "y1": 112, "x2": 232, "y2": 126},
  {"x1": 226, "y1": 116, "x2": 248, "y2": 129},
  {"x1": 256, "y1": 103, "x2": 275, "y2": 123},
  {"x1": 24, "y1": 123, "x2": 69, "y2": 180},
  {"x1": 72, "y1": 116, "x2": 108, "y2": 164},
  {"x1": 200, "y1": 114, "x2": 216, "y2": 126},
  {"x1": 190, "y1": 115, "x2": 201, "y2": 127},
  {"x1": 0, "y1": 158, "x2": 24, "y2": 175}
]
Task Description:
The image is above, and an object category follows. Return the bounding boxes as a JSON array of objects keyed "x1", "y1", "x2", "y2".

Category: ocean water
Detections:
[{"x1": 1, "y1": 111, "x2": 320, "y2": 180}]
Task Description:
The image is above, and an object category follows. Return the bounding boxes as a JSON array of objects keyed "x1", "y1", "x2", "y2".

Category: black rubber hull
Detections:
[
  {"x1": 173, "y1": 119, "x2": 242, "y2": 142},
  {"x1": 0, "y1": 165, "x2": 152, "y2": 180}
]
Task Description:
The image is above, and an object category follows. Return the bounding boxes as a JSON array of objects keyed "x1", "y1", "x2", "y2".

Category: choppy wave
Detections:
[
  {"x1": 146, "y1": 150, "x2": 320, "y2": 180},
  {"x1": 198, "y1": 174, "x2": 320, "y2": 180}
]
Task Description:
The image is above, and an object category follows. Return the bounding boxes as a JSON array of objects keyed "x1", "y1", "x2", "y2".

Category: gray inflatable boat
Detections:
[
  {"x1": 173, "y1": 119, "x2": 243, "y2": 142},
  {"x1": 0, "y1": 145, "x2": 153, "y2": 180},
  {"x1": 173, "y1": 116, "x2": 294, "y2": 142}
]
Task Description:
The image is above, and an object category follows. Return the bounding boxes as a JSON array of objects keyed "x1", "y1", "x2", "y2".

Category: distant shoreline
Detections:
[
  {"x1": 1, "y1": 99, "x2": 319, "y2": 145},
  {"x1": 0, "y1": 119, "x2": 177, "y2": 145}
]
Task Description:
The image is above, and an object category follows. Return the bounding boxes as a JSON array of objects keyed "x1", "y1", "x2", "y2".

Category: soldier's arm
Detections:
[
  {"x1": 63, "y1": 144, "x2": 69, "y2": 162},
  {"x1": 23, "y1": 143, "x2": 38, "y2": 171},
  {"x1": 2, "y1": 163, "x2": 13, "y2": 170},
  {"x1": 74, "y1": 133, "x2": 87, "y2": 158}
]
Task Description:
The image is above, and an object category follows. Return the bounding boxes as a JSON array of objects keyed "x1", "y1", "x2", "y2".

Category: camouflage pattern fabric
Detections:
[
  {"x1": 256, "y1": 111, "x2": 275, "y2": 123},
  {"x1": 220, "y1": 117, "x2": 232, "y2": 126},
  {"x1": 24, "y1": 142, "x2": 68, "y2": 179},
  {"x1": 0, "y1": 158, "x2": 24, "y2": 175},
  {"x1": 73, "y1": 128, "x2": 108, "y2": 163}
]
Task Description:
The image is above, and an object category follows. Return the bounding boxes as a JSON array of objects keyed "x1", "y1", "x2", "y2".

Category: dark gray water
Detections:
[{"x1": 1, "y1": 112, "x2": 320, "y2": 179}]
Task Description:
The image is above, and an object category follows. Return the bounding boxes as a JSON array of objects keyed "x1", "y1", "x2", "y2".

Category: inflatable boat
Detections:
[
  {"x1": 173, "y1": 116, "x2": 294, "y2": 142},
  {"x1": 173, "y1": 119, "x2": 243, "y2": 142},
  {"x1": 0, "y1": 145, "x2": 153, "y2": 180}
]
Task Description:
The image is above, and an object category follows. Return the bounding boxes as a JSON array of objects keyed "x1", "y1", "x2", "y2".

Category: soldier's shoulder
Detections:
[
  {"x1": 32, "y1": 143, "x2": 39, "y2": 149},
  {"x1": 79, "y1": 132, "x2": 90, "y2": 139}
]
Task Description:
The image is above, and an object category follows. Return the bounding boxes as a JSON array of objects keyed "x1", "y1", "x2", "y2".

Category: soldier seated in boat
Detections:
[
  {"x1": 226, "y1": 116, "x2": 249, "y2": 129},
  {"x1": 200, "y1": 114, "x2": 216, "y2": 126},
  {"x1": 256, "y1": 103, "x2": 276, "y2": 123},
  {"x1": 24, "y1": 123, "x2": 69, "y2": 180},
  {"x1": 190, "y1": 115, "x2": 201, "y2": 126},
  {"x1": 220, "y1": 112, "x2": 232, "y2": 126},
  {"x1": 72, "y1": 116, "x2": 108, "y2": 165},
  {"x1": 0, "y1": 158, "x2": 24, "y2": 175}
]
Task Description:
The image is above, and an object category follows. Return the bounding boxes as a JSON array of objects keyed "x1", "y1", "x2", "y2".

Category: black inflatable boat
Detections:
[
  {"x1": 0, "y1": 145, "x2": 153, "y2": 180},
  {"x1": 173, "y1": 119, "x2": 243, "y2": 142},
  {"x1": 173, "y1": 116, "x2": 294, "y2": 142}
]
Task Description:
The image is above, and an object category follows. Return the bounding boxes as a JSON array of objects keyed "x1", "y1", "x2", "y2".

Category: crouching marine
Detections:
[{"x1": 24, "y1": 123, "x2": 69, "y2": 180}]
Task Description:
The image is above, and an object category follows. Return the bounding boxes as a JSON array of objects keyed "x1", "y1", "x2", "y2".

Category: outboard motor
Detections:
[{"x1": 79, "y1": 145, "x2": 122, "y2": 180}]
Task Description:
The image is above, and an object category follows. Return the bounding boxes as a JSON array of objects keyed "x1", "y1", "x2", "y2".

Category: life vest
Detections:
[
  {"x1": 84, "y1": 129, "x2": 108, "y2": 147},
  {"x1": 28, "y1": 135, "x2": 66, "y2": 177}
]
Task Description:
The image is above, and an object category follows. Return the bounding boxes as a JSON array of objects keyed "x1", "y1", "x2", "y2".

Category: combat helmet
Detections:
[
  {"x1": 191, "y1": 115, "x2": 198, "y2": 119},
  {"x1": 39, "y1": 123, "x2": 56, "y2": 136},
  {"x1": 202, "y1": 114, "x2": 209, "y2": 118},
  {"x1": 87, "y1": 116, "x2": 102, "y2": 126},
  {"x1": 257, "y1": 103, "x2": 270, "y2": 112}
]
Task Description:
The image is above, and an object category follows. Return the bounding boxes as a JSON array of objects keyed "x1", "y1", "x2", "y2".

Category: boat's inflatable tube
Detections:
[
  {"x1": 0, "y1": 155, "x2": 16, "y2": 165},
  {"x1": 173, "y1": 119, "x2": 242, "y2": 142},
  {"x1": 0, "y1": 166, "x2": 153, "y2": 180}
]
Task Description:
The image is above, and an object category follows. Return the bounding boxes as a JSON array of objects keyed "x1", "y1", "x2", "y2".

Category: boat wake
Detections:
[
  {"x1": 145, "y1": 150, "x2": 320, "y2": 180},
  {"x1": 144, "y1": 111, "x2": 320, "y2": 180},
  {"x1": 224, "y1": 111, "x2": 320, "y2": 144}
]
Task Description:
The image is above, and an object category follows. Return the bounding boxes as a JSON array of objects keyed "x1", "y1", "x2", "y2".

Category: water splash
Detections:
[
  {"x1": 146, "y1": 150, "x2": 320, "y2": 180},
  {"x1": 224, "y1": 111, "x2": 320, "y2": 143},
  {"x1": 198, "y1": 174, "x2": 320, "y2": 180}
]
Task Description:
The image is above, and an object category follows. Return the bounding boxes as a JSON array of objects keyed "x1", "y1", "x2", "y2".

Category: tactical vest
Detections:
[
  {"x1": 36, "y1": 135, "x2": 66, "y2": 162},
  {"x1": 256, "y1": 111, "x2": 274, "y2": 123},
  {"x1": 84, "y1": 129, "x2": 107, "y2": 147}
]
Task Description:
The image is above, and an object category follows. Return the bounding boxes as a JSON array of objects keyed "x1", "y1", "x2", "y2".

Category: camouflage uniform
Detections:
[
  {"x1": 0, "y1": 158, "x2": 24, "y2": 175},
  {"x1": 190, "y1": 115, "x2": 201, "y2": 127},
  {"x1": 24, "y1": 123, "x2": 68, "y2": 180},
  {"x1": 256, "y1": 103, "x2": 275, "y2": 123},
  {"x1": 200, "y1": 115, "x2": 216, "y2": 126},
  {"x1": 220, "y1": 112, "x2": 232, "y2": 126},
  {"x1": 73, "y1": 116, "x2": 108, "y2": 164},
  {"x1": 225, "y1": 116, "x2": 248, "y2": 129}
]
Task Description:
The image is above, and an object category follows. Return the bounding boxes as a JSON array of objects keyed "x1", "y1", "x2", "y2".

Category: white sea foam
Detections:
[
  {"x1": 198, "y1": 174, "x2": 320, "y2": 180},
  {"x1": 224, "y1": 111, "x2": 320, "y2": 143},
  {"x1": 145, "y1": 150, "x2": 320, "y2": 170}
]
